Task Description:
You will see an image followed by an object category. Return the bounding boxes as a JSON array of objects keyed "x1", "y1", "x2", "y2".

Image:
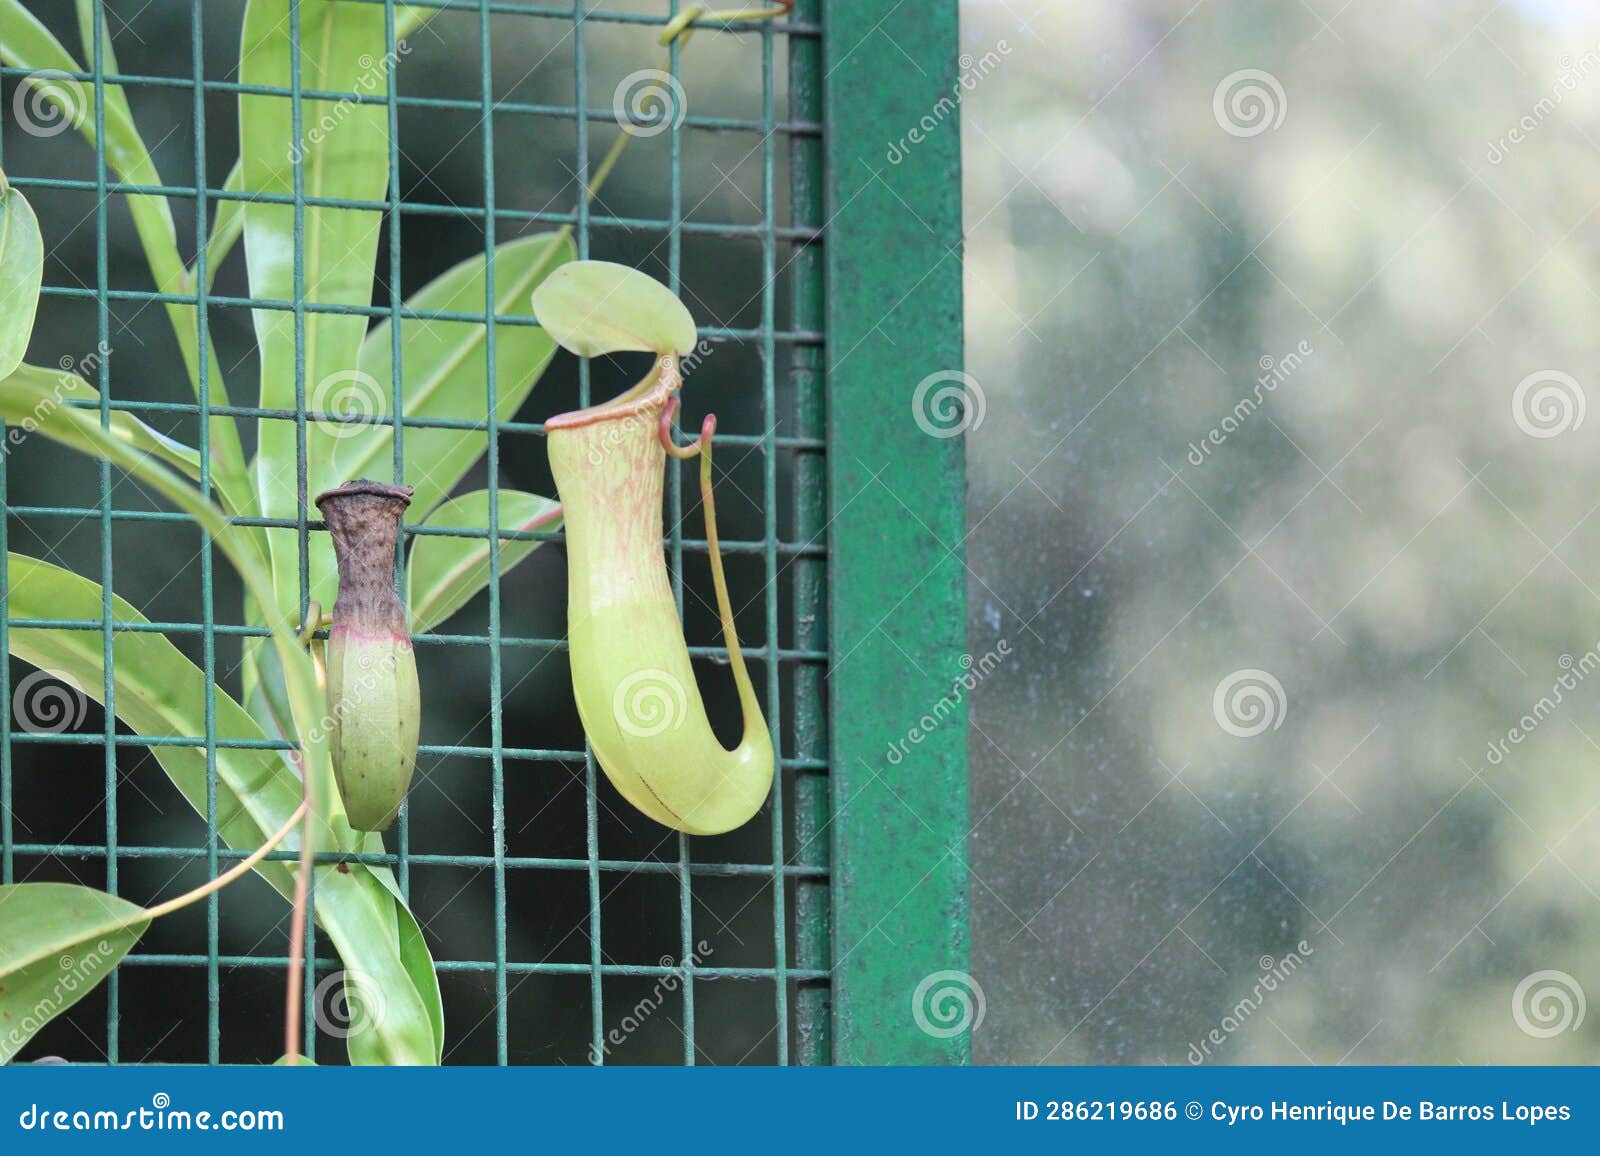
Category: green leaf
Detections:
[
  {"x1": 2, "y1": 364, "x2": 255, "y2": 524},
  {"x1": 275, "y1": 1053, "x2": 317, "y2": 1066},
  {"x1": 0, "y1": 0, "x2": 250, "y2": 502},
  {"x1": 6, "y1": 556, "x2": 442, "y2": 1065},
  {"x1": 530, "y1": 259, "x2": 697, "y2": 358},
  {"x1": 0, "y1": 883, "x2": 148, "y2": 1063},
  {"x1": 323, "y1": 232, "x2": 572, "y2": 512},
  {"x1": 240, "y1": 0, "x2": 392, "y2": 622},
  {"x1": 301, "y1": 233, "x2": 570, "y2": 613},
  {"x1": 187, "y1": 159, "x2": 245, "y2": 294},
  {"x1": 407, "y1": 489, "x2": 562, "y2": 634},
  {"x1": 0, "y1": 181, "x2": 43, "y2": 380}
]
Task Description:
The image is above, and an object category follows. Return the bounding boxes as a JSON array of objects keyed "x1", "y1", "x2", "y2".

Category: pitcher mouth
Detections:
[{"x1": 544, "y1": 353, "x2": 682, "y2": 433}]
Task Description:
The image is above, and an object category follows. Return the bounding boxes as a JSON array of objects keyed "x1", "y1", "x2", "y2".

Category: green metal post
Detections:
[{"x1": 823, "y1": 0, "x2": 970, "y2": 1063}]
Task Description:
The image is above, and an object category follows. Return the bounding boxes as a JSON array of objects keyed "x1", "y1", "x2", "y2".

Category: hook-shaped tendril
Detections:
[
  {"x1": 659, "y1": 1, "x2": 795, "y2": 48},
  {"x1": 657, "y1": 394, "x2": 759, "y2": 734}
]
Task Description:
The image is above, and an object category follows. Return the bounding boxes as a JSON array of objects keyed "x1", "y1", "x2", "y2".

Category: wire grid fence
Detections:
[{"x1": 0, "y1": 0, "x2": 829, "y2": 1065}]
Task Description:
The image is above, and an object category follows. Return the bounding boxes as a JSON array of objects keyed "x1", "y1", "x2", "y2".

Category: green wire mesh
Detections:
[{"x1": 0, "y1": 0, "x2": 828, "y2": 1065}]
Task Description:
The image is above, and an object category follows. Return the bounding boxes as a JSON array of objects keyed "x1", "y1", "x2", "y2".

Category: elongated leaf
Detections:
[
  {"x1": 531, "y1": 259, "x2": 696, "y2": 358},
  {"x1": 2, "y1": 364, "x2": 255, "y2": 525},
  {"x1": 297, "y1": 233, "x2": 570, "y2": 614},
  {"x1": 6, "y1": 556, "x2": 441, "y2": 1065},
  {"x1": 0, "y1": 360, "x2": 441, "y2": 1056},
  {"x1": 408, "y1": 489, "x2": 561, "y2": 634},
  {"x1": 188, "y1": 159, "x2": 245, "y2": 294},
  {"x1": 0, "y1": 0, "x2": 250, "y2": 500},
  {"x1": 0, "y1": 180, "x2": 43, "y2": 380},
  {"x1": 0, "y1": 884, "x2": 148, "y2": 1063},
  {"x1": 240, "y1": 0, "x2": 391, "y2": 621}
]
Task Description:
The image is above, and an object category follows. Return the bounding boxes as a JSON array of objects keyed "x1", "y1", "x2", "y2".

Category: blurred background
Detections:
[{"x1": 965, "y1": 0, "x2": 1600, "y2": 1062}]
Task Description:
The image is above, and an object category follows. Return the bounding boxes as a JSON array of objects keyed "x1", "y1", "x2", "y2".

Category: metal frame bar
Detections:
[{"x1": 823, "y1": 0, "x2": 970, "y2": 1064}]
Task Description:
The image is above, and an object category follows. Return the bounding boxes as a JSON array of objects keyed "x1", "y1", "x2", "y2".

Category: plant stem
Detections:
[{"x1": 143, "y1": 801, "x2": 308, "y2": 921}]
